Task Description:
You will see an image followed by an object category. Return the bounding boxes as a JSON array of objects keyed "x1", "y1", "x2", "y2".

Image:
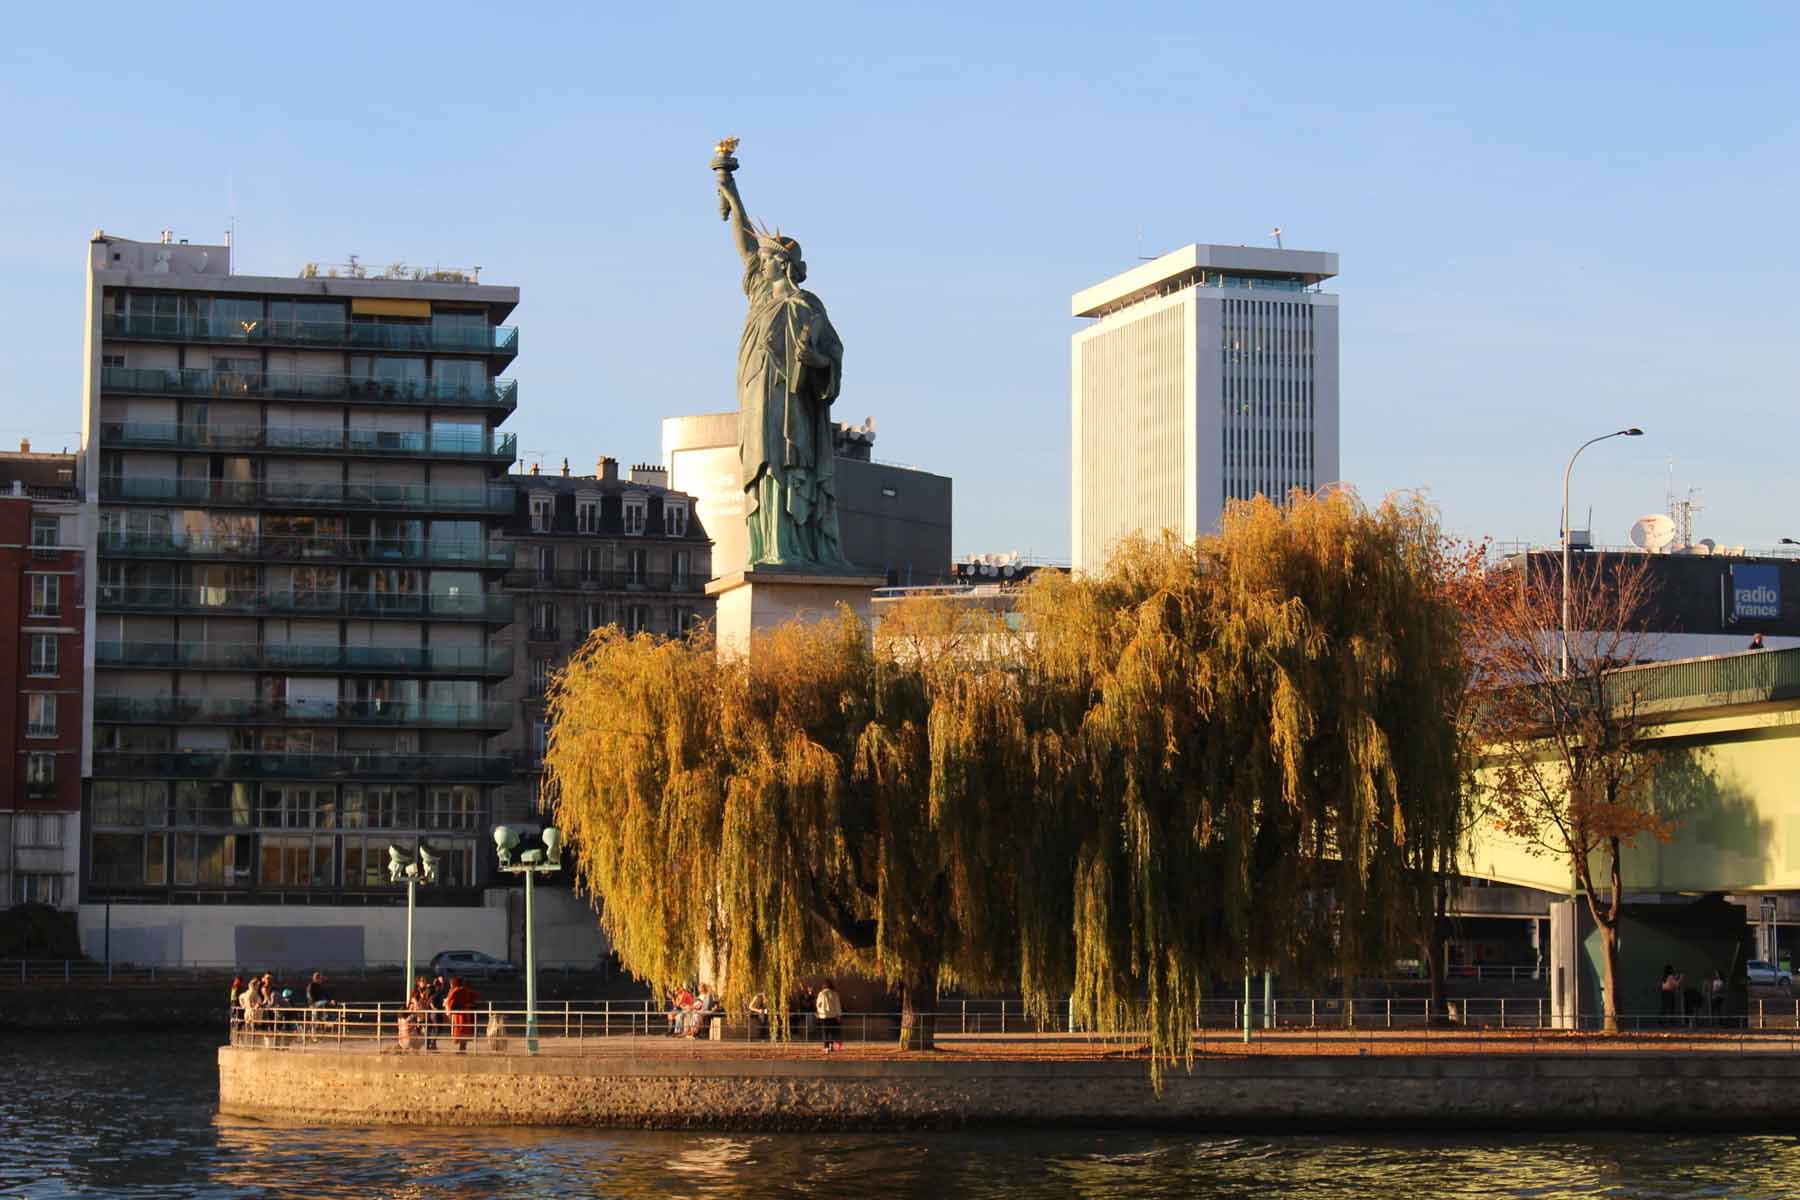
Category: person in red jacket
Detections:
[{"x1": 444, "y1": 975, "x2": 480, "y2": 1052}]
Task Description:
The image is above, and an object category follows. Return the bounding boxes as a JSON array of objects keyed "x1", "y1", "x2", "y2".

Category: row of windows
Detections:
[
  {"x1": 91, "y1": 780, "x2": 480, "y2": 832},
  {"x1": 530, "y1": 495, "x2": 687, "y2": 537},
  {"x1": 529, "y1": 546, "x2": 694, "y2": 581},
  {"x1": 89, "y1": 831, "x2": 479, "y2": 890},
  {"x1": 13, "y1": 873, "x2": 66, "y2": 906}
]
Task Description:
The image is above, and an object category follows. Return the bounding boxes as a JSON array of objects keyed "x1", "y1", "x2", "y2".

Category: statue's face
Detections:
[{"x1": 756, "y1": 248, "x2": 791, "y2": 286}]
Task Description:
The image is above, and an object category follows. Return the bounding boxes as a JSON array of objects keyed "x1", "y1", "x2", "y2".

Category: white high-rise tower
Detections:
[{"x1": 1070, "y1": 244, "x2": 1340, "y2": 571}]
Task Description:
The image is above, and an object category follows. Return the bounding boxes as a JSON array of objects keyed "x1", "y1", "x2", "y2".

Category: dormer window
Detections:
[
  {"x1": 664, "y1": 499, "x2": 688, "y2": 537},
  {"x1": 576, "y1": 493, "x2": 599, "y2": 534},
  {"x1": 529, "y1": 492, "x2": 554, "y2": 533},
  {"x1": 622, "y1": 493, "x2": 647, "y2": 536}
]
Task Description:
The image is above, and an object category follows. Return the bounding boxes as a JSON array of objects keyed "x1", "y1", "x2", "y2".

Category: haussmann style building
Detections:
[
  {"x1": 77, "y1": 231, "x2": 524, "y2": 968},
  {"x1": 1070, "y1": 243, "x2": 1341, "y2": 572}
]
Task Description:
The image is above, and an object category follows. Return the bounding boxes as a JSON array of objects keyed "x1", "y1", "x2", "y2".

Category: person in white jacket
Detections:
[{"x1": 815, "y1": 981, "x2": 843, "y2": 1053}]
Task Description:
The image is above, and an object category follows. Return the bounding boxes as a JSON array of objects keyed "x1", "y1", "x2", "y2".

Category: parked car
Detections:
[
  {"x1": 429, "y1": 950, "x2": 519, "y2": 981},
  {"x1": 1745, "y1": 960, "x2": 1792, "y2": 992}
]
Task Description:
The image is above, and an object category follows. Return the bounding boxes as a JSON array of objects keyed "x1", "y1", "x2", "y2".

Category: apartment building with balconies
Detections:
[
  {"x1": 0, "y1": 447, "x2": 87, "y2": 912},
  {"x1": 76, "y1": 232, "x2": 521, "y2": 966},
  {"x1": 493, "y1": 457, "x2": 712, "y2": 822}
]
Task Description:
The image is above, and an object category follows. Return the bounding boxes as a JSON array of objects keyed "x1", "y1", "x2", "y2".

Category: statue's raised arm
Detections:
[{"x1": 712, "y1": 137, "x2": 756, "y2": 267}]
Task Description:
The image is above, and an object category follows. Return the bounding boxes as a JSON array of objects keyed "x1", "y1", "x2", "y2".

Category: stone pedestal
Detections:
[{"x1": 705, "y1": 568, "x2": 885, "y2": 657}]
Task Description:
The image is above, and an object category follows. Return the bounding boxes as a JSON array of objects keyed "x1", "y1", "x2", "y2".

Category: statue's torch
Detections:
[{"x1": 713, "y1": 136, "x2": 740, "y2": 220}]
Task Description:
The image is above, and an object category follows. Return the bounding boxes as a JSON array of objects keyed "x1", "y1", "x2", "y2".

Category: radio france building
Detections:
[{"x1": 1070, "y1": 244, "x2": 1340, "y2": 572}]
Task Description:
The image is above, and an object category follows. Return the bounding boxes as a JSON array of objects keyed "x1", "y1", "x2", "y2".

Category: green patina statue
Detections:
[{"x1": 713, "y1": 137, "x2": 853, "y2": 571}]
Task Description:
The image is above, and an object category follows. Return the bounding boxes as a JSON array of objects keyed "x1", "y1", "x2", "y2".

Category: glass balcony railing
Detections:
[
  {"x1": 91, "y1": 749, "x2": 513, "y2": 782},
  {"x1": 502, "y1": 567, "x2": 706, "y2": 593},
  {"x1": 96, "y1": 640, "x2": 513, "y2": 675},
  {"x1": 96, "y1": 585, "x2": 513, "y2": 622},
  {"x1": 100, "y1": 475, "x2": 515, "y2": 513},
  {"x1": 101, "y1": 366, "x2": 518, "y2": 411},
  {"x1": 94, "y1": 696, "x2": 510, "y2": 728},
  {"x1": 99, "y1": 421, "x2": 517, "y2": 461},
  {"x1": 98, "y1": 530, "x2": 513, "y2": 567},
  {"x1": 103, "y1": 313, "x2": 519, "y2": 357}
]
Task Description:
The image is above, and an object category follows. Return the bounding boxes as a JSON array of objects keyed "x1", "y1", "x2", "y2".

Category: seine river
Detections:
[{"x1": 4, "y1": 1033, "x2": 1800, "y2": 1198}]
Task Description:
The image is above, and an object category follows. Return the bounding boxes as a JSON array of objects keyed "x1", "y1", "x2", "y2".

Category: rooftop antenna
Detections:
[
  {"x1": 226, "y1": 170, "x2": 236, "y2": 276},
  {"x1": 1270, "y1": 226, "x2": 1284, "y2": 250},
  {"x1": 1136, "y1": 225, "x2": 1155, "y2": 261}
]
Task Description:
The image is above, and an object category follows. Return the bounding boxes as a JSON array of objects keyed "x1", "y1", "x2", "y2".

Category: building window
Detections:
[
  {"x1": 530, "y1": 720, "x2": 548, "y2": 762},
  {"x1": 15, "y1": 812, "x2": 61, "y2": 847},
  {"x1": 531, "y1": 658, "x2": 554, "y2": 694},
  {"x1": 536, "y1": 546, "x2": 554, "y2": 583},
  {"x1": 29, "y1": 634, "x2": 57, "y2": 676},
  {"x1": 26, "y1": 694, "x2": 55, "y2": 737},
  {"x1": 580, "y1": 602, "x2": 603, "y2": 633},
  {"x1": 533, "y1": 601, "x2": 556, "y2": 638},
  {"x1": 25, "y1": 752, "x2": 55, "y2": 788},
  {"x1": 14, "y1": 873, "x2": 65, "y2": 907},
  {"x1": 625, "y1": 604, "x2": 651, "y2": 635},
  {"x1": 672, "y1": 549, "x2": 692, "y2": 586},
  {"x1": 31, "y1": 516, "x2": 59, "y2": 548},
  {"x1": 576, "y1": 496, "x2": 599, "y2": 534},
  {"x1": 627, "y1": 548, "x2": 647, "y2": 586},
  {"x1": 622, "y1": 495, "x2": 647, "y2": 536},
  {"x1": 673, "y1": 606, "x2": 698, "y2": 636},
  {"x1": 28, "y1": 574, "x2": 59, "y2": 617},
  {"x1": 423, "y1": 785, "x2": 479, "y2": 832},
  {"x1": 582, "y1": 547, "x2": 604, "y2": 583},
  {"x1": 664, "y1": 500, "x2": 688, "y2": 537},
  {"x1": 530, "y1": 493, "x2": 554, "y2": 532}
]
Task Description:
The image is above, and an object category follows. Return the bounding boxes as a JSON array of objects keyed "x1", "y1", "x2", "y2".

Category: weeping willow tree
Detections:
[{"x1": 542, "y1": 488, "x2": 1469, "y2": 1068}]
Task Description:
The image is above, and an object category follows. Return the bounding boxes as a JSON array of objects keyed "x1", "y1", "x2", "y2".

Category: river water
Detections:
[{"x1": 4, "y1": 1032, "x2": 1799, "y2": 1198}]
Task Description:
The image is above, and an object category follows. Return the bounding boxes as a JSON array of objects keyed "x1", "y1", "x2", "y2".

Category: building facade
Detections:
[
  {"x1": 662, "y1": 413, "x2": 953, "y2": 586},
  {"x1": 1070, "y1": 243, "x2": 1341, "y2": 572},
  {"x1": 494, "y1": 458, "x2": 712, "y2": 820},
  {"x1": 78, "y1": 233, "x2": 520, "y2": 964},
  {"x1": 1, "y1": 448, "x2": 87, "y2": 910}
]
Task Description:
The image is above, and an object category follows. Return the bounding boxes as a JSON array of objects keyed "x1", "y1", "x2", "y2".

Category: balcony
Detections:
[
  {"x1": 97, "y1": 585, "x2": 513, "y2": 623},
  {"x1": 526, "y1": 625, "x2": 561, "y2": 643},
  {"x1": 502, "y1": 568, "x2": 705, "y2": 594},
  {"x1": 99, "y1": 530, "x2": 512, "y2": 568},
  {"x1": 100, "y1": 421, "x2": 516, "y2": 463},
  {"x1": 91, "y1": 749, "x2": 513, "y2": 782},
  {"x1": 95, "y1": 640, "x2": 513, "y2": 676},
  {"x1": 100, "y1": 476, "x2": 515, "y2": 514},
  {"x1": 102, "y1": 313, "x2": 518, "y2": 359},
  {"x1": 94, "y1": 696, "x2": 510, "y2": 729},
  {"x1": 101, "y1": 366, "x2": 517, "y2": 413}
]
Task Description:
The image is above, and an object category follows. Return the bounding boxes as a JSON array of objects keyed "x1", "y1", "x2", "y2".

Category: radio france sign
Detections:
[{"x1": 1730, "y1": 564, "x2": 1781, "y2": 623}]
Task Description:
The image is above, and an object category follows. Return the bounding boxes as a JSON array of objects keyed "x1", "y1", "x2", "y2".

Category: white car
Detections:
[
  {"x1": 429, "y1": 950, "x2": 519, "y2": 981},
  {"x1": 1746, "y1": 960, "x2": 1792, "y2": 992}
]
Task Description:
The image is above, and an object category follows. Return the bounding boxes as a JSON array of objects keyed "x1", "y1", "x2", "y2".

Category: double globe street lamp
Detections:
[
  {"x1": 493, "y1": 824, "x2": 563, "y2": 1053},
  {"x1": 388, "y1": 842, "x2": 440, "y2": 1004}
]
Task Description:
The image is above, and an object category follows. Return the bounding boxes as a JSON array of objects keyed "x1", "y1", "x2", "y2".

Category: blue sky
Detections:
[{"x1": 4, "y1": 3, "x2": 1798, "y2": 559}]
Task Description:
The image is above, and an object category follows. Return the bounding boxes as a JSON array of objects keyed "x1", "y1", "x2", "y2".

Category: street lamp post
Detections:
[
  {"x1": 493, "y1": 824, "x2": 562, "y2": 1054},
  {"x1": 1561, "y1": 428, "x2": 1643, "y2": 677},
  {"x1": 388, "y1": 843, "x2": 439, "y2": 1004}
]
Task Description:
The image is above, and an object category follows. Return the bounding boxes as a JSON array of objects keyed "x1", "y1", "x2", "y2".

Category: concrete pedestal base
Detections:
[{"x1": 706, "y1": 568, "x2": 885, "y2": 656}]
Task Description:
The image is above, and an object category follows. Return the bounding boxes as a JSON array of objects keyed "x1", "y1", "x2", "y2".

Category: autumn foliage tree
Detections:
[
  {"x1": 541, "y1": 489, "x2": 1470, "y2": 1068},
  {"x1": 1463, "y1": 552, "x2": 1670, "y2": 1031}
]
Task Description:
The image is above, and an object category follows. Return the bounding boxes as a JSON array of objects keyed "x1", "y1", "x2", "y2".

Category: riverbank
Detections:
[{"x1": 217, "y1": 1040, "x2": 1800, "y2": 1132}]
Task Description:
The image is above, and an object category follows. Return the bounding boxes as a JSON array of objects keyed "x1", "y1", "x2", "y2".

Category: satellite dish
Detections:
[
  {"x1": 1629, "y1": 513, "x2": 1676, "y2": 553},
  {"x1": 1001, "y1": 563, "x2": 1016, "y2": 577}
]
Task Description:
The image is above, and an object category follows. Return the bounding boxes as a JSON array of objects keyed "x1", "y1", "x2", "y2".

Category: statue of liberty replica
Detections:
[{"x1": 712, "y1": 138, "x2": 855, "y2": 570}]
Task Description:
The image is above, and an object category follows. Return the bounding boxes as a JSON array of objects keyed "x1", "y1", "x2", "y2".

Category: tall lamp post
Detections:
[
  {"x1": 1561, "y1": 427, "x2": 1644, "y2": 677},
  {"x1": 494, "y1": 824, "x2": 562, "y2": 1053},
  {"x1": 388, "y1": 842, "x2": 439, "y2": 1004}
]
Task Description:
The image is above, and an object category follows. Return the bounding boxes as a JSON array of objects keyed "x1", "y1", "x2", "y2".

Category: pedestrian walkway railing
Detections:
[{"x1": 225, "y1": 999, "x2": 1800, "y2": 1056}]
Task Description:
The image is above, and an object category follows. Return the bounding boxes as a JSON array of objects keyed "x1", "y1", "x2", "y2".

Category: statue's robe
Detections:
[{"x1": 737, "y1": 271, "x2": 850, "y2": 568}]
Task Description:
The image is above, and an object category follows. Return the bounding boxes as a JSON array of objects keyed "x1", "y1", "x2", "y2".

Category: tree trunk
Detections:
[
  {"x1": 1425, "y1": 876, "x2": 1449, "y2": 1019},
  {"x1": 897, "y1": 975, "x2": 937, "y2": 1051},
  {"x1": 1599, "y1": 919, "x2": 1620, "y2": 1033}
]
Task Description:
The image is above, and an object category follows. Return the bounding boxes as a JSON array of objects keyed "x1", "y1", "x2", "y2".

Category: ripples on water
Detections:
[{"x1": 3, "y1": 1033, "x2": 1800, "y2": 1198}]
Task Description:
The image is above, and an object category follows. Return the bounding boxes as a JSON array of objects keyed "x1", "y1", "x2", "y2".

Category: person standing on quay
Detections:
[
  {"x1": 444, "y1": 974, "x2": 479, "y2": 1053},
  {"x1": 427, "y1": 972, "x2": 448, "y2": 1051},
  {"x1": 815, "y1": 980, "x2": 843, "y2": 1053}
]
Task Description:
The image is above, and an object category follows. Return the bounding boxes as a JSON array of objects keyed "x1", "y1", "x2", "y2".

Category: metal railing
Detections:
[
  {"x1": 101, "y1": 476, "x2": 514, "y2": 513},
  {"x1": 101, "y1": 366, "x2": 518, "y2": 411},
  {"x1": 98, "y1": 531, "x2": 512, "y2": 566},
  {"x1": 221, "y1": 998, "x2": 1800, "y2": 1056},
  {"x1": 97, "y1": 586, "x2": 513, "y2": 622},
  {"x1": 94, "y1": 697, "x2": 510, "y2": 729},
  {"x1": 100, "y1": 421, "x2": 516, "y2": 461},
  {"x1": 503, "y1": 567, "x2": 705, "y2": 593},
  {"x1": 91, "y1": 749, "x2": 512, "y2": 782},
  {"x1": 95, "y1": 640, "x2": 512, "y2": 675},
  {"x1": 103, "y1": 312, "x2": 518, "y2": 356}
]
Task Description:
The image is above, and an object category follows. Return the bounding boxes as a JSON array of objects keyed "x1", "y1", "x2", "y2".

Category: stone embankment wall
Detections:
[{"x1": 219, "y1": 1047, "x2": 1800, "y2": 1132}]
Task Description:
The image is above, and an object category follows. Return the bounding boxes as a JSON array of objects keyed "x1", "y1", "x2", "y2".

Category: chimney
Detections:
[
  {"x1": 19, "y1": 438, "x2": 29, "y2": 454},
  {"x1": 560, "y1": 457, "x2": 570, "y2": 478},
  {"x1": 597, "y1": 456, "x2": 618, "y2": 483},
  {"x1": 530, "y1": 461, "x2": 540, "y2": 476}
]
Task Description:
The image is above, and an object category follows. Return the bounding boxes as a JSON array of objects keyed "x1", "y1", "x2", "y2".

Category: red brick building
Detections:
[{"x1": 0, "y1": 445, "x2": 84, "y2": 910}]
